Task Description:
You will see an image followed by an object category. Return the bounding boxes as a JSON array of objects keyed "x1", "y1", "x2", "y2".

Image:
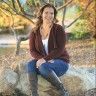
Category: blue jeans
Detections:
[{"x1": 27, "y1": 59, "x2": 69, "y2": 77}]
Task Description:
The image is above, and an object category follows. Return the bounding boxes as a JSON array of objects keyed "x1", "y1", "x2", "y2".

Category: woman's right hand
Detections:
[{"x1": 36, "y1": 58, "x2": 46, "y2": 68}]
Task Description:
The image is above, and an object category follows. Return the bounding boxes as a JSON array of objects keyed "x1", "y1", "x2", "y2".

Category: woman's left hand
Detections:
[{"x1": 36, "y1": 58, "x2": 46, "y2": 68}]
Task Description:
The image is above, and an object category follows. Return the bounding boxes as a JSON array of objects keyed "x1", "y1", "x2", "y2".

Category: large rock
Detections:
[
  {"x1": 0, "y1": 62, "x2": 95, "y2": 96},
  {"x1": 0, "y1": 67, "x2": 18, "y2": 95},
  {"x1": 66, "y1": 65, "x2": 95, "y2": 90}
]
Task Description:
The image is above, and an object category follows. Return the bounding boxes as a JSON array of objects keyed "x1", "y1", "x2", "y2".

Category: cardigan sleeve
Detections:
[
  {"x1": 44, "y1": 25, "x2": 66, "y2": 60},
  {"x1": 29, "y1": 32, "x2": 43, "y2": 60}
]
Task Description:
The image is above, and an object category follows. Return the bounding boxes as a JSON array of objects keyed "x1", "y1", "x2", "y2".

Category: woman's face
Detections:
[{"x1": 42, "y1": 7, "x2": 54, "y2": 24}]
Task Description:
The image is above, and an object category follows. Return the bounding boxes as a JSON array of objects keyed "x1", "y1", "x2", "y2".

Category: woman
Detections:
[{"x1": 27, "y1": 3, "x2": 70, "y2": 96}]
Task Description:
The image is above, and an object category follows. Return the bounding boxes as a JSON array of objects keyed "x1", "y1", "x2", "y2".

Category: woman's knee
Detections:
[
  {"x1": 64, "y1": 63, "x2": 69, "y2": 73},
  {"x1": 38, "y1": 63, "x2": 51, "y2": 75},
  {"x1": 27, "y1": 60, "x2": 37, "y2": 73},
  {"x1": 57, "y1": 63, "x2": 69, "y2": 77}
]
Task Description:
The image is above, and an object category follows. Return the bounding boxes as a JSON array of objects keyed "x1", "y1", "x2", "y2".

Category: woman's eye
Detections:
[{"x1": 44, "y1": 12, "x2": 54, "y2": 15}]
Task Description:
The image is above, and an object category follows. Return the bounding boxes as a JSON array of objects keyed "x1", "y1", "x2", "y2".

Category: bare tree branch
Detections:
[
  {"x1": 16, "y1": 0, "x2": 34, "y2": 17},
  {"x1": 17, "y1": 13, "x2": 35, "y2": 24},
  {"x1": 11, "y1": 0, "x2": 16, "y2": 10},
  {"x1": 3, "y1": 1, "x2": 18, "y2": 12},
  {"x1": 0, "y1": 6, "x2": 15, "y2": 15},
  {"x1": 0, "y1": 3, "x2": 15, "y2": 26},
  {"x1": 66, "y1": 0, "x2": 93, "y2": 28},
  {"x1": 16, "y1": 0, "x2": 25, "y2": 12},
  {"x1": 62, "y1": 0, "x2": 67, "y2": 29},
  {"x1": 0, "y1": 6, "x2": 35, "y2": 24},
  {"x1": 1, "y1": 1, "x2": 35, "y2": 24},
  {"x1": 53, "y1": 0, "x2": 56, "y2": 7},
  {"x1": 57, "y1": 0, "x2": 73, "y2": 11},
  {"x1": 47, "y1": 0, "x2": 51, "y2": 3},
  {"x1": 9, "y1": 27, "x2": 19, "y2": 55},
  {"x1": 41, "y1": 0, "x2": 47, "y2": 4}
]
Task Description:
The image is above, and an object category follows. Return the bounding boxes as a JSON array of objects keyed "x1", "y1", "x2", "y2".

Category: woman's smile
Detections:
[{"x1": 42, "y1": 7, "x2": 54, "y2": 23}]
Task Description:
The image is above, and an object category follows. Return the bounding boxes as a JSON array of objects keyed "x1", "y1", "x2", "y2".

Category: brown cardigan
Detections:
[{"x1": 29, "y1": 23, "x2": 70, "y2": 63}]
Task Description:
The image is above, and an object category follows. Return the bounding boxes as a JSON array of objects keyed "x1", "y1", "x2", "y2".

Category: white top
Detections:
[{"x1": 42, "y1": 38, "x2": 48, "y2": 54}]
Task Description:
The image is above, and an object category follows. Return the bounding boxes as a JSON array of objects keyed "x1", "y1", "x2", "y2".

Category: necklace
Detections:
[{"x1": 40, "y1": 24, "x2": 53, "y2": 39}]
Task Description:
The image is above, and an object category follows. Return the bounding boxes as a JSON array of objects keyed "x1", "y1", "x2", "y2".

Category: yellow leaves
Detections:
[{"x1": 74, "y1": 0, "x2": 93, "y2": 8}]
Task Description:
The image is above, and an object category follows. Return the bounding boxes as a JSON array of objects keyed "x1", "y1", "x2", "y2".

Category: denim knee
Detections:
[
  {"x1": 38, "y1": 63, "x2": 51, "y2": 76},
  {"x1": 27, "y1": 60, "x2": 37, "y2": 73}
]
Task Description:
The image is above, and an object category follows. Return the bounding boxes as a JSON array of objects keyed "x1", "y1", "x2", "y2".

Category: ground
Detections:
[{"x1": 0, "y1": 39, "x2": 95, "y2": 96}]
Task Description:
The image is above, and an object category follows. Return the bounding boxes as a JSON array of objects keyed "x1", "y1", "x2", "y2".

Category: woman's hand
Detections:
[
  {"x1": 48, "y1": 59, "x2": 54, "y2": 63},
  {"x1": 36, "y1": 58, "x2": 46, "y2": 68}
]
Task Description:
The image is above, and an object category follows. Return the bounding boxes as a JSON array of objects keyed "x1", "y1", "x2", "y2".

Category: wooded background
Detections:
[{"x1": 0, "y1": 0, "x2": 95, "y2": 39}]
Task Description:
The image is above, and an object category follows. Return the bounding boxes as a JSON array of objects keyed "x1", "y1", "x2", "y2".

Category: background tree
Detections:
[
  {"x1": 0, "y1": 0, "x2": 95, "y2": 54},
  {"x1": 0, "y1": 0, "x2": 94, "y2": 27}
]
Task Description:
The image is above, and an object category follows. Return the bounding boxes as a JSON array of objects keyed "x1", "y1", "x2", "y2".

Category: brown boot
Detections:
[
  {"x1": 28, "y1": 73, "x2": 39, "y2": 96},
  {"x1": 40, "y1": 70, "x2": 69, "y2": 96},
  {"x1": 58, "y1": 83, "x2": 69, "y2": 96}
]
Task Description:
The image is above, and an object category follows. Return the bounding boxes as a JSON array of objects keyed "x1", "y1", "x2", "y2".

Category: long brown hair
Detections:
[{"x1": 34, "y1": 3, "x2": 58, "y2": 31}]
